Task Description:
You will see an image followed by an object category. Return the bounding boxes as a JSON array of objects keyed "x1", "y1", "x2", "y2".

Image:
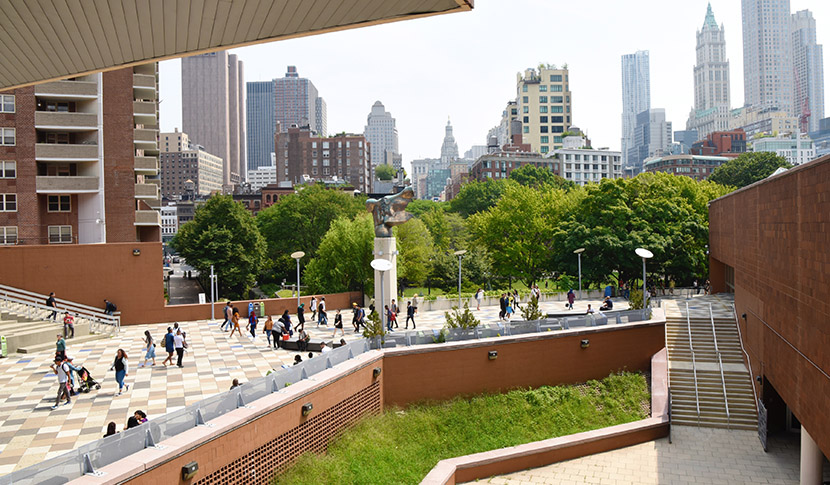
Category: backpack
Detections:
[{"x1": 318, "y1": 302, "x2": 324, "y2": 312}]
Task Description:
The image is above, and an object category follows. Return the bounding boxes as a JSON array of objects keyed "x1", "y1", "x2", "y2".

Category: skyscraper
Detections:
[
  {"x1": 515, "y1": 66, "x2": 573, "y2": 154},
  {"x1": 628, "y1": 108, "x2": 672, "y2": 175},
  {"x1": 621, "y1": 51, "x2": 651, "y2": 166},
  {"x1": 181, "y1": 51, "x2": 246, "y2": 189},
  {"x1": 687, "y1": 4, "x2": 731, "y2": 139},
  {"x1": 246, "y1": 81, "x2": 276, "y2": 172},
  {"x1": 791, "y1": 10, "x2": 825, "y2": 133},
  {"x1": 440, "y1": 119, "x2": 459, "y2": 164},
  {"x1": 742, "y1": 0, "x2": 793, "y2": 116},
  {"x1": 274, "y1": 66, "x2": 326, "y2": 136},
  {"x1": 364, "y1": 101, "x2": 400, "y2": 168}
]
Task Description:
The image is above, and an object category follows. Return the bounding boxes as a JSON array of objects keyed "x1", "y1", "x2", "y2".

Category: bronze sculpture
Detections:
[{"x1": 366, "y1": 186, "x2": 415, "y2": 238}]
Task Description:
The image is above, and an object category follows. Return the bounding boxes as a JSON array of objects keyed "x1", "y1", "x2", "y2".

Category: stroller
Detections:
[{"x1": 76, "y1": 366, "x2": 101, "y2": 393}]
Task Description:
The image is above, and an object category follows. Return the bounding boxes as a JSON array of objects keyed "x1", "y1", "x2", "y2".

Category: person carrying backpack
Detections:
[
  {"x1": 104, "y1": 299, "x2": 117, "y2": 316},
  {"x1": 317, "y1": 297, "x2": 328, "y2": 327}
]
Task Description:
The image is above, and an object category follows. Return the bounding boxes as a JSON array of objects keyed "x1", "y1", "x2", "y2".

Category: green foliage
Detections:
[
  {"x1": 275, "y1": 372, "x2": 649, "y2": 484},
  {"x1": 256, "y1": 184, "x2": 364, "y2": 277},
  {"x1": 628, "y1": 289, "x2": 646, "y2": 310},
  {"x1": 427, "y1": 248, "x2": 491, "y2": 292},
  {"x1": 374, "y1": 163, "x2": 397, "y2": 181},
  {"x1": 406, "y1": 199, "x2": 449, "y2": 217},
  {"x1": 420, "y1": 209, "x2": 467, "y2": 251},
  {"x1": 304, "y1": 214, "x2": 374, "y2": 294},
  {"x1": 707, "y1": 152, "x2": 791, "y2": 189},
  {"x1": 395, "y1": 218, "x2": 433, "y2": 288},
  {"x1": 510, "y1": 164, "x2": 576, "y2": 190},
  {"x1": 450, "y1": 179, "x2": 514, "y2": 217},
  {"x1": 520, "y1": 295, "x2": 545, "y2": 321},
  {"x1": 443, "y1": 302, "x2": 481, "y2": 329},
  {"x1": 171, "y1": 195, "x2": 265, "y2": 299},
  {"x1": 361, "y1": 310, "x2": 385, "y2": 340}
]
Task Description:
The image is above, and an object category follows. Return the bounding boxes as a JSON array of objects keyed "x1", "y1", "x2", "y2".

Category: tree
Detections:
[
  {"x1": 420, "y1": 208, "x2": 467, "y2": 251},
  {"x1": 375, "y1": 164, "x2": 396, "y2": 181},
  {"x1": 406, "y1": 199, "x2": 449, "y2": 217},
  {"x1": 509, "y1": 164, "x2": 576, "y2": 190},
  {"x1": 171, "y1": 195, "x2": 266, "y2": 299},
  {"x1": 450, "y1": 179, "x2": 513, "y2": 217},
  {"x1": 394, "y1": 218, "x2": 433, "y2": 290},
  {"x1": 257, "y1": 184, "x2": 365, "y2": 278},
  {"x1": 304, "y1": 214, "x2": 375, "y2": 294},
  {"x1": 707, "y1": 152, "x2": 791, "y2": 189}
]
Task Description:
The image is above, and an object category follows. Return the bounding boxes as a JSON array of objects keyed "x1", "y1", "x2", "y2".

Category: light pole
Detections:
[
  {"x1": 635, "y1": 248, "x2": 653, "y2": 309},
  {"x1": 454, "y1": 250, "x2": 467, "y2": 308},
  {"x1": 291, "y1": 251, "x2": 305, "y2": 307},
  {"x1": 371, "y1": 259, "x2": 393, "y2": 332},
  {"x1": 209, "y1": 265, "x2": 218, "y2": 321},
  {"x1": 573, "y1": 248, "x2": 585, "y2": 300}
]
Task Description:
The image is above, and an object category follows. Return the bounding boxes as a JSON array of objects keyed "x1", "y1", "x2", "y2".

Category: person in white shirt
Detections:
[
  {"x1": 51, "y1": 357, "x2": 72, "y2": 409},
  {"x1": 320, "y1": 342, "x2": 331, "y2": 353},
  {"x1": 174, "y1": 329, "x2": 185, "y2": 368}
]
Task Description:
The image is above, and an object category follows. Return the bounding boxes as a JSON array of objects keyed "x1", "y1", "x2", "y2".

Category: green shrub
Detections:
[
  {"x1": 444, "y1": 302, "x2": 480, "y2": 329},
  {"x1": 520, "y1": 295, "x2": 545, "y2": 321},
  {"x1": 629, "y1": 289, "x2": 648, "y2": 310}
]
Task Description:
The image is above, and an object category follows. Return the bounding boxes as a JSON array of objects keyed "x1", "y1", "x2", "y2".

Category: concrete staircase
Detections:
[{"x1": 663, "y1": 295, "x2": 757, "y2": 430}]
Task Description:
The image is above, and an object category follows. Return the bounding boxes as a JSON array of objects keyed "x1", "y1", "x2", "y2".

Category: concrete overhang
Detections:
[{"x1": 0, "y1": 0, "x2": 473, "y2": 90}]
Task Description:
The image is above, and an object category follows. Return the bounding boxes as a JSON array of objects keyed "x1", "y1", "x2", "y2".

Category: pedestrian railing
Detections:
[
  {"x1": 0, "y1": 283, "x2": 120, "y2": 335},
  {"x1": 0, "y1": 307, "x2": 655, "y2": 484}
]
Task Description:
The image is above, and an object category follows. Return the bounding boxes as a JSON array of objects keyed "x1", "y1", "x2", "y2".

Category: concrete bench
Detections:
[{"x1": 281, "y1": 338, "x2": 331, "y2": 352}]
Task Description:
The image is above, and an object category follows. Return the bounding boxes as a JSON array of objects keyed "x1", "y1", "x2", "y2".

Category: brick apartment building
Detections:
[
  {"x1": 691, "y1": 129, "x2": 746, "y2": 157},
  {"x1": 0, "y1": 65, "x2": 161, "y2": 245},
  {"x1": 274, "y1": 124, "x2": 370, "y2": 193},
  {"x1": 160, "y1": 130, "x2": 224, "y2": 199}
]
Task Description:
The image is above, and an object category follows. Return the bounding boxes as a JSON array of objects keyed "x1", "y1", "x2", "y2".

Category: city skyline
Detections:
[{"x1": 159, "y1": 0, "x2": 829, "y2": 176}]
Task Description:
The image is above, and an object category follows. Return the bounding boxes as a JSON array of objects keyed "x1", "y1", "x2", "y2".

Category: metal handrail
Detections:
[
  {"x1": 0, "y1": 283, "x2": 118, "y2": 317},
  {"x1": 709, "y1": 303, "x2": 730, "y2": 429},
  {"x1": 730, "y1": 302, "x2": 759, "y2": 416},
  {"x1": 0, "y1": 288, "x2": 120, "y2": 333},
  {"x1": 685, "y1": 302, "x2": 701, "y2": 422},
  {"x1": 668, "y1": 386, "x2": 673, "y2": 444}
]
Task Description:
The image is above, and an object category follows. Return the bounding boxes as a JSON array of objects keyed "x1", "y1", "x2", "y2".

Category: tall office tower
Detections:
[
  {"x1": 274, "y1": 66, "x2": 326, "y2": 136},
  {"x1": 181, "y1": 51, "x2": 245, "y2": 189},
  {"x1": 687, "y1": 4, "x2": 732, "y2": 139},
  {"x1": 440, "y1": 119, "x2": 459, "y2": 165},
  {"x1": 621, "y1": 51, "x2": 651, "y2": 166},
  {"x1": 791, "y1": 10, "x2": 825, "y2": 133},
  {"x1": 742, "y1": 0, "x2": 793, "y2": 116},
  {"x1": 246, "y1": 81, "x2": 276, "y2": 172},
  {"x1": 516, "y1": 66, "x2": 572, "y2": 154},
  {"x1": 0, "y1": 64, "x2": 162, "y2": 246},
  {"x1": 628, "y1": 108, "x2": 672, "y2": 175},
  {"x1": 364, "y1": 101, "x2": 399, "y2": 167}
]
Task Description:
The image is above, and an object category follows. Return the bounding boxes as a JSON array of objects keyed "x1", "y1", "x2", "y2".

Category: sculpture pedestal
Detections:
[{"x1": 374, "y1": 237, "x2": 398, "y2": 314}]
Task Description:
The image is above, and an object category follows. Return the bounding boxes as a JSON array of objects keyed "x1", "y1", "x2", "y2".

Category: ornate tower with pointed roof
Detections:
[
  {"x1": 687, "y1": 3, "x2": 732, "y2": 138},
  {"x1": 440, "y1": 118, "x2": 459, "y2": 165}
]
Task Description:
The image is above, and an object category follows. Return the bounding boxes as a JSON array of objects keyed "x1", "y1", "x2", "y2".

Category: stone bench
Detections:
[{"x1": 281, "y1": 338, "x2": 331, "y2": 352}]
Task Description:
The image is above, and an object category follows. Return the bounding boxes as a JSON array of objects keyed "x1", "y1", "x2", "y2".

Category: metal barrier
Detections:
[
  {"x1": 1, "y1": 307, "x2": 655, "y2": 484},
  {"x1": 0, "y1": 283, "x2": 120, "y2": 335}
]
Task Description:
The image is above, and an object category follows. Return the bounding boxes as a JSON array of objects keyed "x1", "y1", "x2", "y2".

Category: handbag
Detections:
[{"x1": 282, "y1": 333, "x2": 290, "y2": 341}]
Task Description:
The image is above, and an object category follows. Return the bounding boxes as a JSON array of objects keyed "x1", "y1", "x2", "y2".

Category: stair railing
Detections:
[
  {"x1": 685, "y1": 302, "x2": 701, "y2": 423},
  {"x1": 731, "y1": 302, "x2": 759, "y2": 418},
  {"x1": 709, "y1": 302, "x2": 730, "y2": 429},
  {"x1": 0, "y1": 284, "x2": 120, "y2": 334}
]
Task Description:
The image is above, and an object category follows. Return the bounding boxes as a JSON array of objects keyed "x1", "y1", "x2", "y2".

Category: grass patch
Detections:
[{"x1": 274, "y1": 371, "x2": 649, "y2": 484}]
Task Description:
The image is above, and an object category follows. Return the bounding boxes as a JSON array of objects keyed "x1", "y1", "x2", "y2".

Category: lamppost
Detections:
[
  {"x1": 371, "y1": 258, "x2": 393, "y2": 331},
  {"x1": 635, "y1": 248, "x2": 653, "y2": 309},
  {"x1": 454, "y1": 250, "x2": 467, "y2": 308},
  {"x1": 573, "y1": 248, "x2": 585, "y2": 300},
  {"x1": 291, "y1": 251, "x2": 305, "y2": 307}
]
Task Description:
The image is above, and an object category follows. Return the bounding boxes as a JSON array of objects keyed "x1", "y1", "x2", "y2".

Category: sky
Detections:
[{"x1": 159, "y1": 0, "x2": 830, "y2": 175}]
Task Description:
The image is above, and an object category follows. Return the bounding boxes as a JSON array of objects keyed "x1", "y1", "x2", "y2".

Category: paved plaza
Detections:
[
  {"x1": 485, "y1": 425, "x2": 830, "y2": 484},
  {"x1": 0, "y1": 295, "x2": 616, "y2": 474}
]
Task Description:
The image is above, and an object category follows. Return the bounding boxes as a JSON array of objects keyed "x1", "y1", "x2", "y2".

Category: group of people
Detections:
[
  {"x1": 103, "y1": 410, "x2": 148, "y2": 437},
  {"x1": 383, "y1": 299, "x2": 417, "y2": 331},
  {"x1": 498, "y1": 291, "x2": 521, "y2": 320}
]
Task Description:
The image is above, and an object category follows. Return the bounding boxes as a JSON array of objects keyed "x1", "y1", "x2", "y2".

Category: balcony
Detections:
[
  {"x1": 133, "y1": 74, "x2": 156, "y2": 90},
  {"x1": 135, "y1": 182, "x2": 160, "y2": 199},
  {"x1": 135, "y1": 210, "x2": 161, "y2": 226},
  {"x1": 35, "y1": 81, "x2": 98, "y2": 98},
  {"x1": 134, "y1": 156, "x2": 158, "y2": 174},
  {"x1": 35, "y1": 143, "x2": 98, "y2": 161},
  {"x1": 35, "y1": 176, "x2": 99, "y2": 193},
  {"x1": 35, "y1": 111, "x2": 97, "y2": 131},
  {"x1": 134, "y1": 128, "x2": 158, "y2": 150},
  {"x1": 133, "y1": 100, "x2": 156, "y2": 121}
]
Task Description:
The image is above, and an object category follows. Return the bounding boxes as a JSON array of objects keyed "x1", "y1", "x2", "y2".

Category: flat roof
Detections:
[{"x1": 0, "y1": 0, "x2": 473, "y2": 90}]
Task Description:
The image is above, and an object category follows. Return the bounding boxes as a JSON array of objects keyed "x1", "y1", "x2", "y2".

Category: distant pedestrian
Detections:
[
  {"x1": 310, "y1": 296, "x2": 318, "y2": 321},
  {"x1": 162, "y1": 327, "x2": 175, "y2": 366},
  {"x1": 134, "y1": 410, "x2": 147, "y2": 424},
  {"x1": 298, "y1": 328, "x2": 310, "y2": 352},
  {"x1": 174, "y1": 329, "x2": 185, "y2": 367},
  {"x1": 411, "y1": 295, "x2": 419, "y2": 315},
  {"x1": 230, "y1": 378, "x2": 241, "y2": 390},
  {"x1": 385, "y1": 305, "x2": 395, "y2": 331},
  {"x1": 293, "y1": 355, "x2": 303, "y2": 365},
  {"x1": 405, "y1": 301, "x2": 416, "y2": 329},
  {"x1": 297, "y1": 303, "x2": 306, "y2": 332},
  {"x1": 704, "y1": 279, "x2": 710, "y2": 295},
  {"x1": 321, "y1": 342, "x2": 331, "y2": 354},
  {"x1": 566, "y1": 289, "x2": 575, "y2": 310},
  {"x1": 46, "y1": 292, "x2": 58, "y2": 321},
  {"x1": 141, "y1": 330, "x2": 156, "y2": 367},
  {"x1": 273, "y1": 315, "x2": 285, "y2": 349},
  {"x1": 586, "y1": 304, "x2": 595, "y2": 314},
  {"x1": 390, "y1": 299, "x2": 399, "y2": 329},
  {"x1": 505, "y1": 296, "x2": 514, "y2": 320},
  {"x1": 125, "y1": 416, "x2": 139, "y2": 430},
  {"x1": 279, "y1": 310, "x2": 292, "y2": 337},
  {"x1": 221, "y1": 301, "x2": 233, "y2": 331},
  {"x1": 55, "y1": 334, "x2": 66, "y2": 360},
  {"x1": 693, "y1": 280, "x2": 700, "y2": 294},
  {"x1": 104, "y1": 422, "x2": 117, "y2": 437},
  {"x1": 62, "y1": 312, "x2": 74, "y2": 339},
  {"x1": 104, "y1": 299, "x2": 117, "y2": 316},
  {"x1": 50, "y1": 356, "x2": 72, "y2": 410},
  {"x1": 229, "y1": 308, "x2": 242, "y2": 338},
  {"x1": 351, "y1": 303, "x2": 360, "y2": 332},
  {"x1": 332, "y1": 309, "x2": 344, "y2": 338},
  {"x1": 109, "y1": 349, "x2": 129, "y2": 395},
  {"x1": 475, "y1": 288, "x2": 484, "y2": 311},
  {"x1": 264, "y1": 315, "x2": 274, "y2": 347},
  {"x1": 248, "y1": 309, "x2": 257, "y2": 338},
  {"x1": 499, "y1": 293, "x2": 507, "y2": 320},
  {"x1": 600, "y1": 296, "x2": 614, "y2": 312},
  {"x1": 317, "y1": 297, "x2": 328, "y2": 326}
]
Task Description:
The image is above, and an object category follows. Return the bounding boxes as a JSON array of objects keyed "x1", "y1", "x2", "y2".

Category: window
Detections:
[
  {"x1": 540, "y1": 136, "x2": 549, "y2": 144},
  {"x1": 540, "y1": 126, "x2": 549, "y2": 133},
  {"x1": 0, "y1": 226, "x2": 16, "y2": 245},
  {"x1": 554, "y1": 136, "x2": 563, "y2": 144},
  {"x1": 522, "y1": 106, "x2": 529, "y2": 114},
  {"x1": 539, "y1": 106, "x2": 548, "y2": 113},
  {"x1": 539, "y1": 96, "x2": 547, "y2": 103},
  {"x1": 551, "y1": 106, "x2": 563, "y2": 113},
  {"x1": 0, "y1": 194, "x2": 15, "y2": 211},
  {"x1": 540, "y1": 146, "x2": 549, "y2": 154},
  {"x1": 523, "y1": 116, "x2": 529, "y2": 123},
  {"x1": 550, "y1": 74, "x2": 562, "y2": 82},
  {"x1": 522, "y1": 85, "x2": 528, "y2": 92},
  {"x1": 540, "y1": 116, "x2": 548, "y2": 123},
  {"x1": 551, "y1": 84, "x2": 563, "y2": 92},
  {"x1": 48, "y1": 195, "x2": 71, "y2": 212},
  {"x1": 552, "y1": 126, "x2": 564, "y2": 133},
  {"x1": 312, "y1": 142, "x2": 317, "y2": 148},
  {"x1": 0, "y1": 95, "x2": 13, "y2": 113},
  {"x1": 539, "y1": 85, "x2": 547, "y2": 92},
  {"x1": 312, "y1": 167, "x2": 318, "y2": 175},
  {"x1": 323, "y1": 159, "x2": 330, "y2": 167},
  {"x1": 0, "y1": 128, "x2": 14, "y2": 146},
  {"x1": 551, "y1": 116, "x2": 564, "y2": 123},
  {"x1": 48, "y1": 225, "x2": 72, "y2": 244},
  {"x1": 322, "y1": 142, "x2": 329, "y2": 149},
  {"x1": 522, "y1": 126, "x2": 529, "y2": 134},
  {"x1": 0, "y1": 161, "x2": 15, "y2": 178},
  {"x1": 551, "y1": 96, "x2": 563, "y2": 103},
  {"x1": 522, "y1": 96, "x2": 528, "y2": 103}
]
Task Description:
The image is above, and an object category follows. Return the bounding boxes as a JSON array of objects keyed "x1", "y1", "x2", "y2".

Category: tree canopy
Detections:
[
  {"x1": 304, "y1": 214, "x2": 375, "y2": 294},
  {"x1": 374, "y1": 164, "x2": 397, "y2": 181},
  {"x1": 171, "y1": 195, "x2": 266, "y2": 298},
  {"x1": 509, "y1": 164, "x2": 576, "y2": 191},
  {"x1": 395, "y1": 217, "x2": 434, "y2": 290},
  {"x1": 707, "y1": 152, "x2": 791, "y2": 189},
  {"x1": 450, "y1": 179, "x2": 513, "y2": 217}
]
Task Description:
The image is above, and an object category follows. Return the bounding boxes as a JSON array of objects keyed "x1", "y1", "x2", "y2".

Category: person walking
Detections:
[
  {"x1": 263, "y1": 315, "x2": 274, "y2": 347},
  {"x1": 317, "y1": 297, "x2": 328, "y2": 327},
  {"x1": 411, "y1": 294, "x2": 419, "y2": 315},
  {"x1": 50, "y1": 356, "x2": 72, "y2": 409},
  {"x1": 55, "y1": 334, "x2": 66, "y2": 360},
  {"x1": 162, "y1": 327, "x2": 175, "y2": 366},
  {"x1": 351, "y1": 303, "x2": 360, "y2": 332},
  {"x1": 498, "y1": 293, "x2": 507, "y2": 321},
  {"x1": 62, "y1": 312, "x2": 75, "y2": 339},
  {"x1": 221, "y1": 301, "x2": 233, "y2": 331},
  {"x1": 140, "y1": 330, "x2": 156, "y2": 367},
  {"x1": 566, "y1": 289, "x2": 575, "y2": 310},
  {"x1": 385, "y1": 305, "x2": 395, "y2": 332},
  {"x1": 229, "y1": 307, "x2": 242, "y2": 338},
  {"x1": 310, "y1": 296, "x2": 318, "y2": 321},
  {"x1": 279, "y1": 309, "x2": 293, "y2": 338},
  {"x1": 390, "y1": 299, "x2": 399, "y2": 329},
  {"x1": 109, "y1": 349, "x2": 129, "y2": 395},
  {"x1": 174, "y1": 329, "x2": 185, "y2": 368},
  {"x1": 475, "y1": 288, "x2": 484, "y2": 311},
  {"x1": 274, "y1": 313, "x2": 286, "y2": 349},
  {"x1": 247, "y1": 309, "x2": 258, "y2": 338},
  {"x1": 332, "y1": 309, "x2": 344, "y2": 338},
  {"x1": 46, "y1": 292, "x2": 58, "y2": 321},
  {"x1": 296, "y1": 303, "x2": 306, "y2": 332},
  {"x1": 405, "y1": 301, "x2": 416, "y2": 329},
  {"x1": 505, "y1": 295, "x2": 514, "y2": 320}
]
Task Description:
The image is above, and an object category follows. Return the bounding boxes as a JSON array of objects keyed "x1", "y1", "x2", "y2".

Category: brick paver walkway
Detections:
[{"x1": 0, "y1": 295, "x2": 617, "y2": 475}]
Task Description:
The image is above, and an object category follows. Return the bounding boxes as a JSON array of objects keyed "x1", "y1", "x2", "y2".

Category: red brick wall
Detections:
[
  {"x1": 0, "y1": 87, "x2": 38, "y2": 243},
  {"x1": 709, "y1": 154, "x2": 830, "y2": 457}
]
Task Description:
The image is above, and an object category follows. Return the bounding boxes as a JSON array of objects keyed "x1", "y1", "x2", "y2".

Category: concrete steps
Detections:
[
  {"x1": 16, "y1": 333, "x2": 110, "y2": 354},
  {"x1": 0, "y1": 313, "x2": 107, "y2": 354}
]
